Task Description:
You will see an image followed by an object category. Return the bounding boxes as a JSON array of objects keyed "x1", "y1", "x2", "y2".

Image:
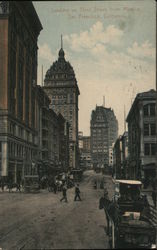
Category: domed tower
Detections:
[{"x1": 43, "y1": 37, "x2": 80, "y2": 169}]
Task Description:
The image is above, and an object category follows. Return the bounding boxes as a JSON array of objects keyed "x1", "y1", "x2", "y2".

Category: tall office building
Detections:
[
  {"x1": 0, "y1": 2, "x2": 42, "y2": 182},
  {"x1": 43, "y1": 39, "x2": 80, "y2": 169},
  {"x1": 126, "y1": 89, "x2": 156, "y2": 182},
  {"x1": 90, "y1": 105, "x2": 118, "y2": 170}
]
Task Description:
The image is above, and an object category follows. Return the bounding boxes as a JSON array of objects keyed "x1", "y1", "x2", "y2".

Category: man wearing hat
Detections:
[{"x1": 74, "y1": 184, "x2": 82, "y2": 201}]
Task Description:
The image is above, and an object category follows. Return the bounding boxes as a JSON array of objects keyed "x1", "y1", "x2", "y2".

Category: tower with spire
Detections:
[{"x1": 43, "y1": 36, "x2": 80, "y2": 169}]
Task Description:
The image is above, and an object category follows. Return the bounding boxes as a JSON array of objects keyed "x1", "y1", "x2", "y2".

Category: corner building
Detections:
[
  {"x1": 126, "y1": 89, "x2": 156, "y2": 183},
  {"x1": 43, "y1": 46, "x2": 80, "y2": 169},
  {"x1": 0, "y1": 2, "x2": 42, "y2": 182}
]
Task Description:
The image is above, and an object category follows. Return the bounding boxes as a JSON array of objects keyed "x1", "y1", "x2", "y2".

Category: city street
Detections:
[
  {"x1": 0, "y1": 2, "x2": 156, "y2": 250},
  {"x1": 0, "y1": 170, "x2": 114, "y2": 250}
]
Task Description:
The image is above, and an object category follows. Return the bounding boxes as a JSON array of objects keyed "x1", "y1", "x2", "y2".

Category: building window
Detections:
[
  {"x1": 26, "y1": 131, "x2": 29, "y2": 141},
  {"x1": 144, "y1": 143, "x2": 150, "y2": 155},
  {"x1": 150, "y1": 123, "x2": 156, "y2": 135},
  {"x1": 143, "y1": 105, "x2": 149, "y2": 116},
  {"x1": 150, "y1": 104, "x2": 155, "y2": 116},
  {"x1": 19, "y1": 127, "x2": 23, "y2": 138},
  {"x1": 143, "y1": 103, "x2": 156, "y2": 116},
  {"x1": 151, "y1": 143, "x2": 156, "y2": 155},
  {"x1": 10, "y1": 142, "x2": 13, "y2": 156},
  {"x1": 144, "y1": 143, "x2": 156, "y2": 156},
  {"x1": 144, "y1": 124, "x2": 149, "y2": 136},
  {"x1": 16, "y1": 144, "x2": 19, "y2": 157},
  {"x1": 144, "y1": 123, "x2": 156, "y2": 136}
]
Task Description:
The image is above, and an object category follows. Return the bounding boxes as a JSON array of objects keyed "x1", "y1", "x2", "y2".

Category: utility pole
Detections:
[
  {"x1": 41, "y1": 65, "x2": 43, "y2": 86},
  {"x1": 124, "y1": 105, "x2": 126, "y2": 132}
]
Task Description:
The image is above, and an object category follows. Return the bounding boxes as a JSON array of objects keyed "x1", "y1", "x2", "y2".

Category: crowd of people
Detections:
[
  {"x1": 39, "y1": 175, "x2": 74, "y2": 192},
  {"x1": 0, "y1": 176, "x2": 82, "y2": 203}
]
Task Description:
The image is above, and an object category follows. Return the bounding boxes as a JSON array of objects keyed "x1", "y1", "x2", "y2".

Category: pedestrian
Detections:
[
  {"x1": 1, "y1": 178, "x2": 4, "y2": 192},
  {"x1": 74, "y1": 184, "x2": 82, "y2": 201},
  {"x1": 100, "y1": 180, "x2": 104, "y2": 189},
  {"x1": 21, "y1": 179, "x2": 24, "y2": 191},
  {"x1": 53, "y1": 182, "x2": 57, "y2": 194},
  {"x1": 60, "y1": 185, "x2": 68, "y2": 202},
  {"x1": 58, "y1": 180, "x2": 62, "y2": 191},
  {"x1": 16, "y1": 182, "x2": 21, "y2": 192},
  {"x1": 152, "y1": 190, "x2": 156, "y2": 208},
  {"x1": 8, "y1": 180, "x2": 12, "y2": 193},
  {"x1": 94, "y1": 180, "x2": 97, "y2": 189},
  {"x1": 99, "y1": 190, "x2": 110, "y2": 210}
]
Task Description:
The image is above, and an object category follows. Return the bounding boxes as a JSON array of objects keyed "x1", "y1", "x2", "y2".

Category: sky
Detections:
[{"x1": 33, "y1": 0, "x2": 156, "y2": 136}]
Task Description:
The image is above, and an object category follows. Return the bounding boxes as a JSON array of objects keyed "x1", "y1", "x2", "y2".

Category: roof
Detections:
[
  {"x1": 15, "y1": 2, "x2": 43, "y2": 35},
  {"x1": 126, "y1": 89, "x2": 156, "y2": 122},
  {"x1": 114, "y1": 179, "x2": 142, "y2": 185},
  {"x1": 44, "y1": 47, "x2": 80, "y2": 95},
  {"x1": 45, "y1": 48, "x2": 76, "y2": 82}
]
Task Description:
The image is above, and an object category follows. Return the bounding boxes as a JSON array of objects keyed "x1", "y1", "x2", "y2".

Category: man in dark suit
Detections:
[
  {"x1": 60, "y1": 185, "x2": 68, "y2": 202},
  {"x1": 74, "y1": 184, "x2": 82, "y2": 201}
]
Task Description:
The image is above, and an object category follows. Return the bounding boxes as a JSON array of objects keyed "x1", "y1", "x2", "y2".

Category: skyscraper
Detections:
[
  {"x1": 0, "y1": 1, "x2": 42, "y2": 181},
  {"x1": 43, "y1": 38, "x2": 80, "y2": 169},
  {"x1": 90, "y1": 105, "x2": 118, "y2": 170}
]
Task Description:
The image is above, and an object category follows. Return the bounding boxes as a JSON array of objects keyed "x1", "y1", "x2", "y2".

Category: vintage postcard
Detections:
[{"x1": 0, "y1": 1, "x2": 156, "y2": 249}]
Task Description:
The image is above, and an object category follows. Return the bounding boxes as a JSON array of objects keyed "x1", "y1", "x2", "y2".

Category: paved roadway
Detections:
[{"x1": 0, "y1": 170, "x2": 114, "y2": 250}]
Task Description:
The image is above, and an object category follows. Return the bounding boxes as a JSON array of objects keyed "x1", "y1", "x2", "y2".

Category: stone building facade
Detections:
[
  {"x1": 90, "y1": 105, "x2": 118, "y2": 171},
  {"x1": 36, "y1": 86, "x2": 69, "y2": 178},
  {"x1": 83, "y1": 136, "x2": 91, "y2": 152},
  {"x1": 58, "y1": 114, "x2": 69, "y2": 172},
  {"x1": 78, "y1": 131, "x2": 83, "y2": 150},
  {"x1": 113, "y1": 131, "x2": 128, "y2": 179},
  {"x1": 121, "y1": 131, "x2": 129, "y2": 178},
  {"x1": 43, "y1": 45, "x2": 80, "y2": 169},
  {"x1": 0, "y1": 1, "x2": 42, "y2": 182},
  {"x1": 113, "y1": 136, "x2": 122, "y2": 179},
  {"x1": 78, "y1": 132, "x2": 92, "y2": 170},
  {"x1": 126, "y1": 89, "x2": 156, "y2": 183}
]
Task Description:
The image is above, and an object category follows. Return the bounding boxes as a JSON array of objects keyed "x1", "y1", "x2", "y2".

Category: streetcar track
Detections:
[{"x1": 0, "y1": 171, "x2": 111, "y2": 250}]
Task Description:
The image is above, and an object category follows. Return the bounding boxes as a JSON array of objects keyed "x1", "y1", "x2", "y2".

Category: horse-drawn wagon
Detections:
[{"x1": 100, "y1": 179, "x2": 156, "y2": 249}]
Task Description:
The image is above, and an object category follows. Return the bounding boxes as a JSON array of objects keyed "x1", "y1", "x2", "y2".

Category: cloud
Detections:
[
  {"x1": 64, "y1": 21, "x2": 124, "y2": 51},
  {"x1": 88, "y1": 42, "x2": 154, "y2": 84},
  {"x1": 66, "y1": 36, "x2": 155, "y2": 136},
  {"x1": 38, "y1": 43, "x2": 54, "y2": 62},
  {"x1": 127, "y1": 41, "x2": 155, "y2": 59},
  {"x1": 39, "y1": 22, "x2": 155, "y2": 136},
  {"x1": 77, "y1": 61, "x2": 155, "y2": 136}
]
